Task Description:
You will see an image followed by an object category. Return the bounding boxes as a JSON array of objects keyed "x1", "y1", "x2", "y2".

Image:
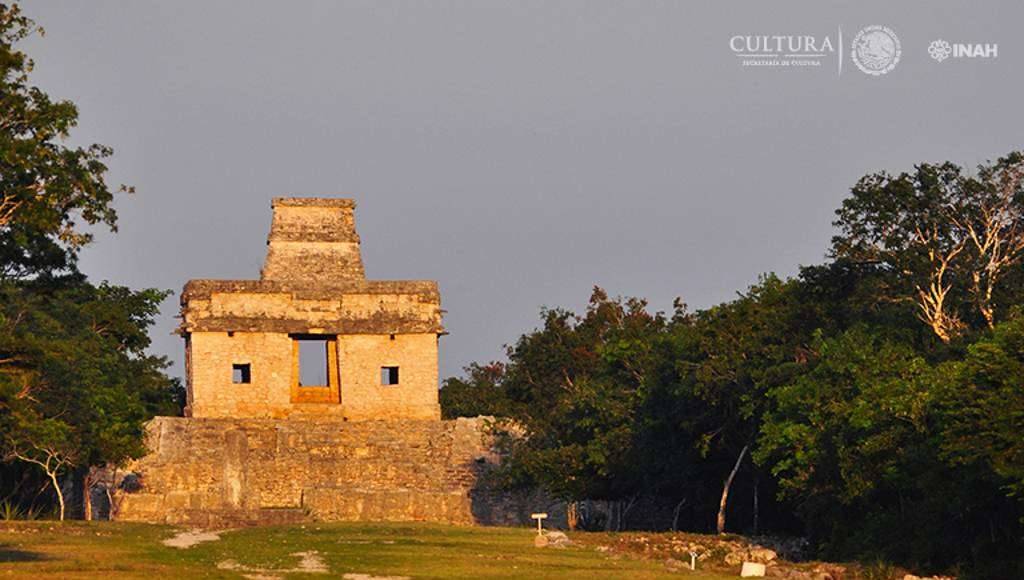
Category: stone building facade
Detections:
[
  {"x1": 118, "y1": 197, "x2": 562, "y2": 527},
  {"x1": 181, "y1": 198, "x2": 442, "y2": 421}
]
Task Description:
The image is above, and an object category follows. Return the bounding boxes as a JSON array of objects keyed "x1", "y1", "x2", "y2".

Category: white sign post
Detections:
[{"x1": 530, "y1": 512, "x2": 548, "y2": 536}]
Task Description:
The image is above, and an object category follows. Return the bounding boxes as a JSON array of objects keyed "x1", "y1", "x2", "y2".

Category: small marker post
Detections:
[{"x1": 530, "y1": 513, "x2": 548, "y2": 536}]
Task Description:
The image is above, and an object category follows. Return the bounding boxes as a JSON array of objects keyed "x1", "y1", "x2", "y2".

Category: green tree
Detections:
[
  {"x1": 757, "y1": 327, "x2": 1023, "y2": 574},
  {"x1": 757, "y1": 328, "x2": 933, "y2": 505},
  {"x1": 831, "y1": 154, "x2": 1024, "y2": 343},
  {"x1": 939, "y1": 315, "x2": 1024, "y2": 499},
  {"x1": 0, "y1": 3, "x2": 180, "y2": 519},
  {"x1": 439, "y1": 362, "x2": 509, "y2": 420},
  {"x1": 0, "y1": 3, "x2": 128, "y2": 280},
  {"x1": 484, "y1": 288, "x2": 663, "y2": 529},
  {"x1": 0, "y1": 277, "x2": 181, "y2": 519},
  {"x1": 640, "y1": 275, "x2": 813, "y2": 534}
]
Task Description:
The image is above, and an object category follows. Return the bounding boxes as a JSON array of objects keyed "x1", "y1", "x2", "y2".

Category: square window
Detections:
[
  {"x1": 232, "y1": 363, "x2": 251, "y2": 384},
  {"x1": 288, "y1": 335, "x2": 340, "y2": 404},
  {"x1": 381, "y1": 366, "x2": 399, "y2": 385},
  {"x1": 296, "y1": 337, "x2": 330, "y2": 387}
]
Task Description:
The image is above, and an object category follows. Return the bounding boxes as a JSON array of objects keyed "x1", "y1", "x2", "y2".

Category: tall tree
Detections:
[
  {"x1": 0, "y1": 277, "x2": 181, "y2": 519},
  {"x1": 672, "y1": 275, "x2": 810, "y2": 534},
  {"x1": 832, "y1": 163, "x2": 969, "y2": 342},
  {"x1": 488, "y1": 288, "x2": 663, "y2": 528},
  {"x1": 0, "y1": 3, "x2": 180, "y2": 518},
  {"x1": 954, "y1": 153, "x2": 1024, "y2": 328},
  {"x1": 832, "y1": 154, "x2": 1024, "y2": 342},
  {"x1": 0, "y1": 3, "x2": 127, "y2": 280}
]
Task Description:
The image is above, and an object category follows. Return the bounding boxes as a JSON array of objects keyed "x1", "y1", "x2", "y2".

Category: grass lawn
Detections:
[{"x1": 0, "y1": 521, "x2": 735, "y2": 579}]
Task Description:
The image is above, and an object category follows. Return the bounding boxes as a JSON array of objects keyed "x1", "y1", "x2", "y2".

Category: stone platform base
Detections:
[{"x1": 117, "y1": 416, "x2": 563, "y2": 528}]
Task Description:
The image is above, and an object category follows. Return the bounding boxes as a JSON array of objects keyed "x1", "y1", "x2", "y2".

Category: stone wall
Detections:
[
  {"x1": 261, "y1": 197, "x2": 364, "y2": 282},
  {"x1": 188, "y1": 331, "x2": 439, "y2": 420},
  {"x1": 180, "y1": 279, "x2": 443, "y2": 335},
  {"x1": 117, "y1": 417, "x2": 565, "y2": 528}
]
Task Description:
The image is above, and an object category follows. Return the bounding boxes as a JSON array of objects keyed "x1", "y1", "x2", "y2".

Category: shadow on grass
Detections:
[{"x1": 0, "y1": 543, "x2": 50, "y2": 563}]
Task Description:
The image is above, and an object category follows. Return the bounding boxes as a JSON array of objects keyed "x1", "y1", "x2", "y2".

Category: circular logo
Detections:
[
  {"x1": 851, "y1": 25, "x2": 901, "y2": 76},
  {"x1": 928, "y1": 39, "x2": 952, "y2": 62}
]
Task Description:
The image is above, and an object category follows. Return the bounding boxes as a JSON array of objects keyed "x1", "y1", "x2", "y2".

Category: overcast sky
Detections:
[{"x1": 22, "y1": 1, "x2": 1023, "y2": 380}]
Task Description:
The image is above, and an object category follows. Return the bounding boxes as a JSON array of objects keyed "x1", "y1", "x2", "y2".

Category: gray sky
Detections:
[{"x1": 22, "y1": 1, "x2": 1023, "y2": 380}]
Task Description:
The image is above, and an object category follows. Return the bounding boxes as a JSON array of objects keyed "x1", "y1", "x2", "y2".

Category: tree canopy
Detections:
[
  {"x1": 443, "y1": 152, "x2": 1024, "y2": 577},
  {"x1": 0, "y1": 3, "x2": 180, "y2": 520}
]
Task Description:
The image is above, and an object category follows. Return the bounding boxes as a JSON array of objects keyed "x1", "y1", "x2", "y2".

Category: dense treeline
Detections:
[
  {"x1": 0, "y1": 4, "x2": 181, "y2": 520},
  {"x1": 441, "y1": 154, "x2": 1024, "y2": 578}
]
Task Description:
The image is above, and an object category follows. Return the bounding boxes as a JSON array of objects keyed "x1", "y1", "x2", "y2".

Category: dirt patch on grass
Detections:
[
  {"x1": 293, "y1": 551, "x2": 329, "y2": 573},
  {"x1": 214, "y1": 551, "x2": 414, "y2": 580},
  {"x1": 162, "y1": 529, "x2": 223, "y2": 549},
  {"x1": 217, "y1": 550, "x2": 330, "y2": 576}
]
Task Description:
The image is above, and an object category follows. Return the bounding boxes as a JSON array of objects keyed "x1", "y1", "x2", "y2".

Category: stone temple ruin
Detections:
[
  {"x1": 180, "y1": 198, "x2": 442, "y2": 421},
  {"x1": 117, "y1": 198, "x2": 557, "y2": 527}
]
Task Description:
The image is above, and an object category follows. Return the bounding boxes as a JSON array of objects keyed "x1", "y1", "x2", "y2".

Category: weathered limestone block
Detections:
[
  {"x1": 261, "y1": 198, "x2": 364, "y2": 282},
  {"x1": 741, "y1": 562, "x2": 767, "y2": 577}
]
